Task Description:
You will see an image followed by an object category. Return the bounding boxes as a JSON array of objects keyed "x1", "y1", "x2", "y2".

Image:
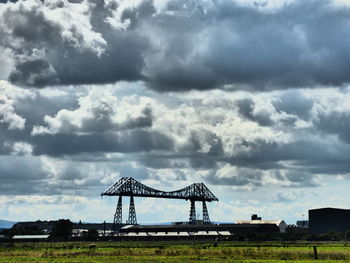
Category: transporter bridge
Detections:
[{"x1": 101, "y1": 177, "x2": 218, "y2": 228}]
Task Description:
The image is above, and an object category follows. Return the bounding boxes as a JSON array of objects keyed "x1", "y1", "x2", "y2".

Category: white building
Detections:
[{"x1": 236, "y1": 220, "x2": 287, "y2": 233}]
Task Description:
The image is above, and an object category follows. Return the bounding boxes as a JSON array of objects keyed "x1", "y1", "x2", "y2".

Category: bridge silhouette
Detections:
[{"x1": 101, "y1": 177, "x2": 219, "y2": 227}]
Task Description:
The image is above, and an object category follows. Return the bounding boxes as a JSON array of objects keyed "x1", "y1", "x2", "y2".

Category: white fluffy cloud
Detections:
[
  {"x1": 33, "y1": 88, "x2": 153, "y2": 134},
  {"x1": 0, "y1": 80, "x2": 32, "y2": 129},
  {"x1": 3, "y1": 84, "x2": 343, "y2": 192},
  {"x1": 2, "y1": 83, "x2": 350, "y2": 195}
]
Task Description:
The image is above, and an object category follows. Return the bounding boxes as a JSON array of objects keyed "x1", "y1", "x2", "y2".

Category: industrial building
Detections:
[
  {"x1": 236, "y1": 214, "x2": 287, "y2": 233},
  {"x1": 309, "y1": 208, "x2": 350, "y2": 234},
  {"x1": 118, "y1": 223, "x2": 280, "y2": 239}
]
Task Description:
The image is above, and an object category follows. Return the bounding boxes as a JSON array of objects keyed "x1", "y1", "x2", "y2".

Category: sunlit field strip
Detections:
[{"x1": 1, "y1": 241, "x2": 350, "y2": 262}]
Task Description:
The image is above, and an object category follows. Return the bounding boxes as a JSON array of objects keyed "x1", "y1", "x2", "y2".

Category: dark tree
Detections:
[
  {"x1": 87, "y1": 229, "x2": 99, "y2": 241},
  {"x1": 51, "y1": 219, "x2": 72, "y2": 240}
]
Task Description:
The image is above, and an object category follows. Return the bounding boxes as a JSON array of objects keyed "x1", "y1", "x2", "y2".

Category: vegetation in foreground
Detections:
[{"x1": 1, "y1": 241, "x2": 350, "y2": 262}]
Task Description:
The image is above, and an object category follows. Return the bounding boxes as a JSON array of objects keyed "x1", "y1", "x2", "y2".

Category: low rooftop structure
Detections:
[
  {"x1": 296, "y1": 220, "x2": 309, "y2": 228},
  {"x1": 12, "y1": 235, "x2": 50, "y2": 241},
  {"x1": 119, "y1": 223, "x2": 279, "y2": 235},
  {"x1": 236, "y1": 216, "x2": 287, "y2": 233},
  {"x1": 120, "y1": 230, "x2": 232, "y2": 237}
]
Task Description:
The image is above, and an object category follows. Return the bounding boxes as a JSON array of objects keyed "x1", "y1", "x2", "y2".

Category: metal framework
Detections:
[
  {"x1": 101, "y1": 177, "x2": 219, "y2": 226},
  {"x1": 113, "y1": 196, "x2": 123, "y2": 226},
  {"x1": 202, "y1": 201, "x2": 210, "y2": 224},
  {"x1": 189, "y1": 200, "x2": 196, "y2": 224},
  {"x1": 127, "y1": 196, "x2": 137, "y2": 225}
]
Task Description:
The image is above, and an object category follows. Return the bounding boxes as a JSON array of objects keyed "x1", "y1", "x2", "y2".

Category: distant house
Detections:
[
  {"x1": 296, "y1": 220, "x2": 309, "y2": 228},
  {"x1": 236, "y1": 220, "x2": 287, "y2": 233},
  {"x1": 236, "y1": 215, "x2": 287, "y2": 233}
]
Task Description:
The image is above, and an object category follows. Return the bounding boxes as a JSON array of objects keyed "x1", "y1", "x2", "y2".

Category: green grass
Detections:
[{"x1": 1, "y1": 241, "x2": 350, "y2": 262}]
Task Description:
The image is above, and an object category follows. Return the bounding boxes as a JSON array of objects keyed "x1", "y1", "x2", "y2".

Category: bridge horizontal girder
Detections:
[{"x1": 101, "y1": 177, "x2": 218, "y2": 202}]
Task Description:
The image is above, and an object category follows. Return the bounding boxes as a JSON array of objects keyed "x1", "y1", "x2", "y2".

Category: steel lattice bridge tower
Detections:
[{"x1": 101, "y1": 177, "x2": 218, "y2": 228}]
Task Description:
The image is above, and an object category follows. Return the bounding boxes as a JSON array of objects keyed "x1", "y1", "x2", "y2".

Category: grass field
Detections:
[{"x1": 1, "y1": 241, "x2": 350, "y2": 262}]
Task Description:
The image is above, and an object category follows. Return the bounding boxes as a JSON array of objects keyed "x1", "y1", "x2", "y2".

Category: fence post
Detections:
[{"x1": 313, "y1": 246, "x2": 318, "y2": 260}]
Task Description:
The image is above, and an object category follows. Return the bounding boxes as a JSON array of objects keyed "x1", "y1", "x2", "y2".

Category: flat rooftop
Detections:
[{"x1": 120, "y1": 223, "x2": 279, "y2": 233}]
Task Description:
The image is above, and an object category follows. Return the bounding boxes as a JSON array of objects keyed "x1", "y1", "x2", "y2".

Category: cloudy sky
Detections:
[{"x1": 1, "y1": 0, "x2": 350, "y2": 224}]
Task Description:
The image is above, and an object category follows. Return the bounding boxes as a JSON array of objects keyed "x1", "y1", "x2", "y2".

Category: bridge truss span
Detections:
[
  {"x1": 102, "y1": 177, "x2": 218, "y2": 201},
  {"x1": 101, "y1": 177, "x2": 219, "y2": 227}
]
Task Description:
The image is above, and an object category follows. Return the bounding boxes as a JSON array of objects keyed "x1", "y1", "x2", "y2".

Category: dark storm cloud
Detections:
[
  {"x1": 0, "y1": 86, "x2": 79, "y2": 157},
  {"x1": 9, "y1": 59, "x2": 57, "y2": 86},
  {"x1": 76, "y1": 105, "x2": 153, "y2": 133},
  {"x1": 1, "y1": 0, "x2": 148, "y2": 87},
  {"x1": 315, "y1": 112, "x2": 350, "y2": 143},
  {"x1": 189, "y1": 156, "x2": 218, "y2": 169},
  {"x1": 138, "y1": 154, "x2": 188, "y2": 169},
  {"x1": 188, "y1": 130, "x2": 224, "y2": 156},
  {"x1": 281, "y1": 171, "x2": 320, "y2": 187},
  {"x1": 0, "y1": 155, "x2": 109, "y2": 195},
  {"x1": 2, "y1": 0, "x2": 350, "y2": 90},
  {"x1": 272, "y1": 91, "x2": 314, "y2": 120},
  {"x1": 204, "y1": 168, "x2": 264, "y2": 187},
  {"x1": 137, "y1": 130, "x2": 350, "y2": 187},
  {"x1": 15, "y1": 92, "x2": 79, "y2": 127},
  {"x1": 31, "y1": 130, "x2": 174, "y2": 156},
  {"x1": 141, "y1": 0, "x2": 350, "y2": 91},
  {"x1": 227, "y1": 139, "x2": 322, "y2": 168},
  {"x1": 0, "y1": 0, "x2": 18, "y2": 3},
  {"x1": 0, "y1": 156, "x2": 49, "y2": 195},
  {"x1": 225, "y1": 138, "x2": 350, "y2": 175},
  {"x1": 137, "y1": 129, "x2": 224, "y2": 169},
  {"x1": 0, "y1": 84, "x2": 167, "y2": 160},
  {"x1": 236, "y1": 98, "x2": 274, "y2": 126}
]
